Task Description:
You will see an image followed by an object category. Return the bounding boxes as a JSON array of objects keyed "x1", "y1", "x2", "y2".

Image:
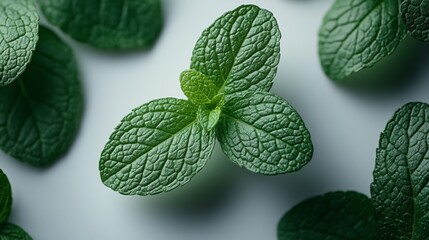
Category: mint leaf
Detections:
[
  {"x1": 197, "y1": 106, "x2": 221, "y2": 131},
  {"x1": 0, "y1": 170, "x2": 12, "y2": 224},
  {"x1": 99, "y1": 98, "x2": 216, "y2": 195},
  {"x1": 0, "y1": 26, "x2": 83, "y2": 166},
  {"x1": 180, "y1": 70, "x2": 219, "y2": 105},
  {"x1": 191, "y1": 4, "x2": 280, "y2": 98},
  {"x1": 0, "y1": 223, "x2": 32, "y2": 240},
  {"x1": 217, "y1": 92, "x2": 313, "y2": 175},
  {"x1": 319, "y1": 0, "x2": 407, "y2": 80},
  {"x1": 100, "y1": 5, "x2": 313, "y2": 196},
  {"x1": 37, "y1": 0, "x2": 163, "y2": 49},
  {"x1": 0, "y1": 0, "x2": 39, "y2": 87},
  {"x1": 371, "y1": 102, "x2": 429, "y2": 239},
  {"x1": 278, "y1": 191, "x2": 377, "y2": 240},
  {"x1": 401, "y1": 0, "x2": 429, "y2": 42}
]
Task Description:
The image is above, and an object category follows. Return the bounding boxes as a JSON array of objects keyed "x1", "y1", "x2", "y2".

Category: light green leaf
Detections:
[
  {"x1": 217, "y1": 92, "x2": 313, "y2": 175},
  {"x1": 37, "y1": 0, "x2": 163, "y2": 49},
  {"x1": 0, "y1": 170, "x2": 12, "y2": 224},
  {"x1": 191, "y1": 4, "x2": 280, "y2": 98},
  {"x1": 371, "y1": 102, "x2": 429, "y2": 240},
  {"x1": 0, "y1": 0, "x2": 39, "y2": 87},
  {"x1": 278, "y1": 191, "x2": 377, "y2": 240},
  {"x1": 180, "y1": 70, "x2": 219, "y2": 105},
  {"x1": 197, "y1": 106, "x2": 221, "y2": 131},
  {"x1": 0, "y1": 26, "x2": 83, "y2": 166},
  {"x1": 210, "y1": 93, "x2": 225, "y2": 107},
  {"x1": 401, "y1": 0, "x2": 429, "y2": 42},
  {"x1": 319, "y1": 0, "x2": 407, "y2": 81},
  {"x1": 99, "y1": 98, "x2": 216, "y2": 195},
  {"x1": 0, "y1": 223, "x2": 32, "y2": 240}
]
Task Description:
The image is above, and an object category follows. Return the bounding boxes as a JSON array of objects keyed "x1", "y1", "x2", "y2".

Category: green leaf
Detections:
[
  {"x1": 371, "y1": 102, "x2": 429, "y2": 240},
  {"x1": 0, "y1": 26, "x2": 83, "y2": 166},
  {"x1": 0, "y1": 223, "x2": 32, "y2": 240},
  {"x1": 99, "y1": 98, "x2": 216, "y2": 195},
  {"x1": 180, "y1": 70, "x2": 219, "y2": 105},
  {"x1": 36, "y1": 0, "x2": 163, "y2": 49},
  {"x1": 191, "y1": 4, "x2": 280, "y2": 98},
  {"x1": 197, "y1": 106, "x2": 222, "y2": 131},
  {"x1": 319, "y1": 0, "x2": 407, "y2": 81},
  {"x1": 277, "y1": 191, "x2": 377, "y2": 240},
  {"x1": 0, "y1": 170, "x2": 12, "y2": 224},
  {"x1": 216, "y1": 92, "x2": 313, "y2": 175},
  {"x1": 401, "y1": 0, "x2": 429, "y2": 42},
  {"x1": 0, "y1": 0, "x2": 39, "y2": 87}
]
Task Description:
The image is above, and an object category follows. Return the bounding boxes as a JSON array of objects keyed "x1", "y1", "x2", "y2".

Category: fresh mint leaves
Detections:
[
  {"x1": 36, "y1": 0, "x2": 163, "y2": 49},
  {"x1": 0, "y1": 170, "x2": 33, "y2": 240},
  {"x1": 0, "y1": 0, "x2": 39, "y2": 87},
  {"x1": 371, "y1": 102, "x2": 429, "y2": 239},
  {"x1": 277, "y1": 102, "x2": 429, "y2": 240},
  {"x1": 319, "y1": 0, "x2": 427, "y2": 81},
  {"x1": 278, "y1": 191, "x2": 377, "y2": 240},
  {"x1": 0, "y1": 26, "x2": 83, "y2": 166},
  {"x1": 100, "y1": 98, "x2": 215, "y2": 195},
  {"x1": 99, "y1": 4, "x2": 313, "y2": 196},
  {"x1": 180, "y1": 70, "x2": 219, "y2": 105},
  {"x1": 0, "y1": 1, "x2": 83, "y2": 166},
  {"x1": 191, "y1": 5, "x2": 280, "y2": 97},
  {"x1": 217, "y1": 92, "x2": 313, "y2": 175},
  {"x1": 401, "y1": 0, "x2": 429, "y2": 42},
  {"x1": 0, "y1": 170, "x2": 12, "y2": 223}
]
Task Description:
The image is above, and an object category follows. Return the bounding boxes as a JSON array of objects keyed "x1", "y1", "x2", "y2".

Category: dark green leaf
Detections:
[
  {"x1": 180, "y1": 70, "x2": 219, "y2": 105},
  {"x1": 401, "y1": 0, "x2": 429, "y2": 42},
  {"x1": 371, "y1": 102, "x2": 429, "y2": 240},
  {"x1": 0, "y1": 170, "x2": 12, "y2": 224},
  {"x1": 99, "y1": 98, "x2": 216, "y2": 195},
  {"x1": 191, "y1": 4, "x2": 280, "y2": 98},
  {"x1": 37, "y1": 0, "x2": 163, "y2": 49},
  {"x1": 278, "y1": 191, "x2": 377, "y2": 240},
  {"x1": 319, "y1": 0, "x2": 407, "y2": 80},
  {"x1": 0, "y1": 223, "x2": 32, "y2": 240},
  {"x1": 0, "y1": 26, "x2": 83, "y2": 166},
  {"x1": 0, "y1": 0, "x2": 39, "y2": 87},
  {"x1": 217, "y1": 92, "x2": 313, "y2": 175}
]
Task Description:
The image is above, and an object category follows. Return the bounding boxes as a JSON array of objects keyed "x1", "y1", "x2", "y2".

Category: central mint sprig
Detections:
[{"x1": 99, "y1": 4, "x2": 314, "y2": 196}]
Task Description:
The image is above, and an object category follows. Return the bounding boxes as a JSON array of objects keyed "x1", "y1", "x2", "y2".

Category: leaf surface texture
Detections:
[
  {"x1": 277, "y1": 191, "x2": 377, "y2": 240},
  {"x1": 0, "y1": 0, "x2": 39, "y2": 87},
  {"x1": 401, "y1": 0, "x2": 429, "y2": 42},
  {"x1": 180, "y1": 70, "x2": 219, "y2": 105},
  {"x1": 0, "y1": 26, "x2": 83, "y2": 166},
  {"x1": 371, "y1": 102, "x2": 429, "y2": 240},
  {"x1": 100, "y1": 98, "x2": 215, "y2": 195},
  {"x1": 217, "y1": 92, "x2": 312, "y2": 174},
  {"x1": 191, "y1": 5, "x2": 280, "y2": 98},
  {"x1": 0, "y1": 223, "x2": 32, "y2": 240},
  {"x1": 0, "y1": 170, "x2": 11, "y2": 224},
  {"x1": 37, "y1": 0, "x2": 163, "y2": 49},
  {"x1": 319, "y1": 0, "x2": 406, "y2": 80}
]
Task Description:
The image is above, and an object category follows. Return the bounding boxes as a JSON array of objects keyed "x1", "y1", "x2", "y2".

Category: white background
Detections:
[{"x1": 1, "y1": 0, "x2": 429, "y2": 239}]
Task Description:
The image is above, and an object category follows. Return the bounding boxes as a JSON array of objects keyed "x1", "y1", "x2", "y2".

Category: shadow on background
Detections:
[{"x1": 334, "y1": 37, "x2": 429, "y2": 97}]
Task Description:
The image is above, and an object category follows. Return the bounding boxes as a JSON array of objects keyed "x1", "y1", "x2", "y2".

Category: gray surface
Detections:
[{"x1": 1, "y1": 0, "x2": 429, "y2": 239}]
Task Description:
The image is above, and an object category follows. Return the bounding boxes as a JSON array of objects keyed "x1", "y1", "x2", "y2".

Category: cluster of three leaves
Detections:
[
  {"x1": 0, "y1": 170, "x2": 32, "y2": 239},
  {"x1": 278, "y1": 102, "x2": 429, "y2": 240},
  {"x1": 99, "y1": 5, "x2": 314, "y2": 196},
  {"x1": 0, "y1": 0, "x2": 82, "y2": 166}
]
